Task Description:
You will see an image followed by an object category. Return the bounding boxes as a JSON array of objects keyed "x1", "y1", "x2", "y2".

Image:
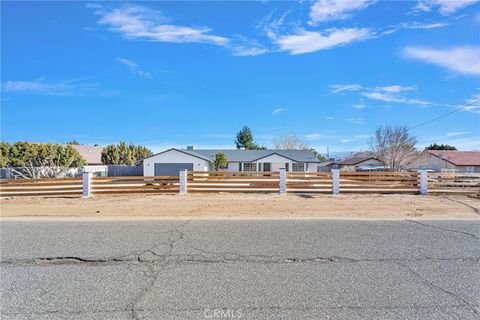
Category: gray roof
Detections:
[
  {"x1": 180, "y1": 149, "x2": 322, "y2": 163},
  {"x1": 335, "y1": 157, "x2": 382, "y2": 165}
]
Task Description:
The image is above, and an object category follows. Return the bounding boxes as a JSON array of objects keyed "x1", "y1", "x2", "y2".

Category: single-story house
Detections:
[
  {"x1": 317, "y1": 161, "x2": 335, "y2": 172},
  {"x1": 335, "y1": 157, "x2": 386, "y2": 172},
  {"x1": 65, "y1": 144, "x2": 103, "y2": 165},
  {"x1": 64, "y1": 144, "x2": 107, "y2": 175},
  {"x1": 143, "y1": 147, "x2": 322, "y2": 176},
  {"x1": 406, "y1": 150, "x2": 480, "y2": 173}
]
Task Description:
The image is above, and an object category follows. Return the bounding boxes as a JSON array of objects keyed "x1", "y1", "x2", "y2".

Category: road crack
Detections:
[{"x1": 408, "y1": 220, "x2": 480, "y2": 240}]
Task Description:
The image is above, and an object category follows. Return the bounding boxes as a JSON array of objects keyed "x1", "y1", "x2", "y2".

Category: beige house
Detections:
[
  {"x1": 335, "y1": 157, "x2": 386, "y2": 172},
  {"x1": 407, "y1": 150, "x2": 480, "y2": 173}
]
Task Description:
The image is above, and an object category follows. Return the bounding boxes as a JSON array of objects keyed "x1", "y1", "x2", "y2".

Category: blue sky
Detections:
[{"x1": 1, "y1": 0, "x2": 479, "y2": 153}]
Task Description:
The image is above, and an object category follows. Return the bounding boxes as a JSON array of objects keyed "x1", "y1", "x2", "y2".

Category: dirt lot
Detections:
[{"x1": 1, "y1": 193, "x2": 479, "y2": 220}]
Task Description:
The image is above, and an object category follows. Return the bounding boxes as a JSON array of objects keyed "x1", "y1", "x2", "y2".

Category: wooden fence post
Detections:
[
  {"x1": 279, "y1": 168, "x2": 286, "y2": 195},
  {"x1": 419, "y1": 170, "x2": 428, "y2": 195},
  {"x1": 332, "y1": 169, "x2": 340, "y2": 195},
  {"x1": 82, "y1": 172, "x2": 92, "y2": 198},
  {"x1": 179, "y1": 169, "x2": 188, "y2": 194}
]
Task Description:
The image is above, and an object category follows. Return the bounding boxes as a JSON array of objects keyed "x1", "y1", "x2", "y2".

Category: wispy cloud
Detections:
[
  {"x1": 330, "y1": 84, "x2": 363, "y2": 94},
  {"x1": 445, "y1": 131, "x2": 469, "y2": 137},
  {"x1": 308, "y1": 0, "x2": 376, "y2": 25},
  {"x1": 2, "y1": 78, "x2": 98, "y2": 96},
  {"x1": 352, "y1": 103, "x2": 367, "y2": 109},
  {"x1": 274, "y1": 28, "x2": 373, "y2": 55},
  {"x1": 92, "y1": 4, "x2": 229, "y2": 46},
  {"x1": 272, "y1": 108, "x2": 287, "y2": 116},
  {"x1": 414, "y1": 0, "x2": 479, "y2": 15},
  {"x1": 402, "y1": 46, "x2": 480, "y2": 76},
  {"x1": 304, "y1": 133, "x2": 325, "y2": 140},
  {"x1": 326, "y1": 116, "x2": 336, "y2": 120},
  {"x1": 346, "y1": 117, "x2": 364, "y2": 124},
  {"x1": 331, "y1": 83, "x2": 449, "y2": 107},
  {"x1": 360, "y1": 86, "x2": 431, "y2": 106},
  {"x1": 116, "y1": 57, "x2": 152, "y2": 79}
]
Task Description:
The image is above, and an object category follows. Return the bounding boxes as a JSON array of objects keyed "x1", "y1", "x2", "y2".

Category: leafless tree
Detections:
[
  {"x1": 272, "y1": 134, "x2": 309, "y2": 150},
  {"x1": 369, "y1": 125, "x2": 417, "y2": 171}
]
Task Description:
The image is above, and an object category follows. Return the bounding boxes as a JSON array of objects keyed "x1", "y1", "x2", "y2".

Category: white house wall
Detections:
[{"x1": 143, "y1": 150, "x2": 210, "y2": 176}]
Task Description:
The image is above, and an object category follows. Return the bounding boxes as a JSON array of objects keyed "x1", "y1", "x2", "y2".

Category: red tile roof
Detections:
[{"x1": 428, "y1": 150, "x2": 480, "y2": 166}]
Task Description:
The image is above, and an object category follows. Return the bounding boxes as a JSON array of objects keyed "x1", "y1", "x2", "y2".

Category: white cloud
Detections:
[
  {"x1": 94, "y1": 4, "x2": 229, "y2": 46},
  {"x1": 403, "y1": 46, "x2": 480, "y2": 75},
  {"x1": 346, "y1": 117, "x2": 364, "y2": 124},
  {"x1": 414, "y1": 0, "x2": 479, "y2": 15},
  {"x1": 305, "y1": 133, "x2": 325, "y2": 140},
  {"x1": 375, "y1": 85, "x2": 415, "y2": 93},
  {"x1": 326, "y1": 116, "x2": 336, "y2": 120},
  {"x1": 275, "y1": 28, "x2": 373, "y2": 55},
  {"x1": 352, "y1": 103, "x2": 367, "y2": 109},
  {"x1": 330, "y1": 84, "x2": 363, "y2": 94},
  {"x1": 2, "y1": 78, "x2": 98, "y2": 96},
  {"x1": 116, "y1": 57, "x2": 151, "y2": 79},
  {"x1": 308, "y1": 0, "x2": 375, "y2": 25},
  {"x1": 272, "y1": 108, "x2": 287, "y2": 115},
  {"x1": 333, "y1": 84, "x2": 434, "y2": 106},
  {"x1": 445, "y1": 131, "x2": 469, "y2": 137}
]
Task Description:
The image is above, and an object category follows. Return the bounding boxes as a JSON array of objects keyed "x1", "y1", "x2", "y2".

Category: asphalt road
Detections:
[{"x1": 1, "y1": 219, "x2": 479, "y2": 320}]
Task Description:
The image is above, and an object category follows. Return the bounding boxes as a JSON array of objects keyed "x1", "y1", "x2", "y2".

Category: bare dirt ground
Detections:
[{"x1": 1, "y1": 193, "x2": 479, "y2": 220}]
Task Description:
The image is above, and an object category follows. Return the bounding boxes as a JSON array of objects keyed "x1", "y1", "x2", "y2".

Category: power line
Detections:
[{"x1": 409, "y1": 98, "x2": 480, "y2": 131}]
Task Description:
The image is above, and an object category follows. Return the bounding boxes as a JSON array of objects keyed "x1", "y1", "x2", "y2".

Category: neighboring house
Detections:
[
  {"x1": 335, "y1": 157, "x2": 386, "y2": 172},
  {"x1": 317, "y1": 161, "x2": 335, "y2": 172},
  {"x1": 65, "y1": 145, "x2": 103, "y2": 165},
  {"x1": 407, "y1": 150, "x2": 480, "y2": 173},
  {"x1": 64, "y1": 144, "x2": 107, "y2": 175},
  {"x1": 143, "y1": 147, "x2": 322, "y2": 176}
]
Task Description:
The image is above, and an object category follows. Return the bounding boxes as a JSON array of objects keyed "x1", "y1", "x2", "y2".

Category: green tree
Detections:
[
  {"x1": 101, "y1": 142, "x2": 152, "y2": 165},
  {"x1": 2, "y1": 142, "x2": 86, "y2": 178},
  {"x1": 234, "y1": 126, "x2": 266, "y2": 150},
  {"x1": 66, "y1": 140, "x2": 80, "y2": 145},
  {"x1": 425, "y1": 143, "x2": 457, "y2": 151},
  {"x1": 310, "y1": 148, "x2": 327, "y2": 161},
  {"x1": 214, "y1": 153, "x2": 228, "y2": 171},
  {"x1": 0, "y1": 142, "x2": 11, "y2": 167}
]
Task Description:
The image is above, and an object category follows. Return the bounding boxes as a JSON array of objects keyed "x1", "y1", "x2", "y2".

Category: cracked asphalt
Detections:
[{"x1": 1, "y1": 219, "x2": 479, "y2": 319}]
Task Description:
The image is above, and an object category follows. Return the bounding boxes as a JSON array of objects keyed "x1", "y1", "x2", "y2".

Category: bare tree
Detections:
[
  {"x1": 369, "y1": 125, "x2": 417, "y2": 171},
  {"x1": 272, "y1": 135, "x2": 309, "y2": 150}
]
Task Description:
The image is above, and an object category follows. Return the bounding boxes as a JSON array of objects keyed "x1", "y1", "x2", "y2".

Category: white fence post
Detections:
[
  {"x1": 419, "y1": 169, "x2": 428, "y2": 195},
  {"x1": 332, "y1": 169, "x2": 340, "y2": 195},
  {"x1": 279, "y1": 168, "x2": 286, "y2": 195},
  {"x1": 179, "y1": 169, "x2": 188, "y2": 194},
  {"x1": 82, "y1": 172, "x2": 92, "y2": 198}
]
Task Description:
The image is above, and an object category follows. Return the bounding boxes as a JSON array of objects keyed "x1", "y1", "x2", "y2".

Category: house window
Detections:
[
  {"x1": 243, "y1": 163, "x2": 257, "y2": 171},
  {"x1": 292, "y1": 163, "x2": 305, "y2": 172},
  {"x1": 263, "y1": 163, "x2": 271, "y2": 172}
]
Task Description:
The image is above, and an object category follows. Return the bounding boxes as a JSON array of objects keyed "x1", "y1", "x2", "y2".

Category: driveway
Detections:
[{"x1": 1, "y1": 220, "x2": 479, "y2": 319}]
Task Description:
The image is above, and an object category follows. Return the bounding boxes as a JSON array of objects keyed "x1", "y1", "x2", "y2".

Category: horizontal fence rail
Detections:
[
  {"x1": 339, "y1": 172, "x2": 420, "y2": 194},
  {"x1": 91, "y1": 176, "x2": 179, "y2": 195},
  {"x1": 0, "y1": 177, "x2": 83, "y2": 197},
  {"x1": 428, "y1": 172, "x2": 480, "y2": 195},
  {"x1": 187, "y1": 171, "x2": 280, "y2": 193},
  {"x1": 286, "y1": 172, "x2": 332, "y2": 193}
]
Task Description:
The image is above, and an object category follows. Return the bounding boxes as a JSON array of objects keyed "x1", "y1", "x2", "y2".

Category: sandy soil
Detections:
[{"x1": 1, "y1": 193, "x2": 479, "y2": 220}]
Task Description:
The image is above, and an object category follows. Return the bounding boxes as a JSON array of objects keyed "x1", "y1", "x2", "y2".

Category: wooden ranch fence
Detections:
[
  {"x1": 0, "y1": 170, "x2": 479, "y2": 197},
  {"x1": 428, "y1": 172, "x2": 480, "y2": 195},
  {"x1": 187, "y1": 171, "x2": 280, "y2": 193},
  {"x1": 339, "y1": 172, "x2": 420, "y2": 194}
]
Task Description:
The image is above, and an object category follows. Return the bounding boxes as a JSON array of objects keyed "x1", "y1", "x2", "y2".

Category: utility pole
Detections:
[{"x1": 327, "y1": 146, "x2": 330, "y2": 160}]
